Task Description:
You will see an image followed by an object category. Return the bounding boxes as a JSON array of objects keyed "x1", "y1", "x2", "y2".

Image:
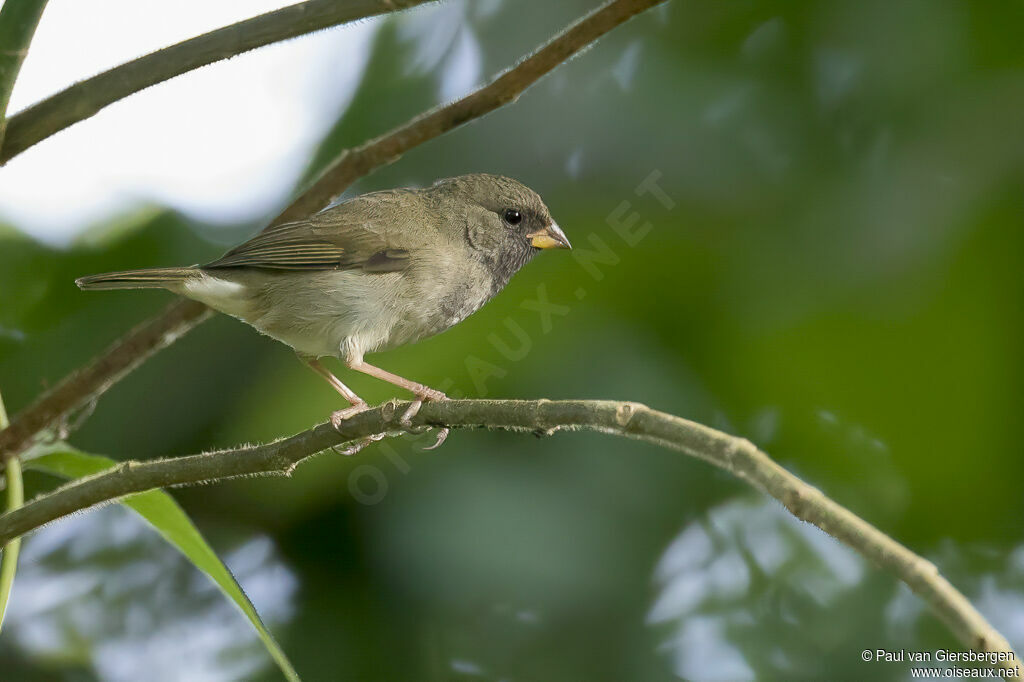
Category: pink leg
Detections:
[
  {"x1": 304, "y1": 357, "x2": 364, "y2": 405},
  {"x1": 344, "y1": 358, "x2": 451, "y2": 449},
  {"x1": 346, "y1": 359, "x2": 447, "y2": 402},
  {"x1": 302, "y1": 357, "x2": 370, "y2": 428}
]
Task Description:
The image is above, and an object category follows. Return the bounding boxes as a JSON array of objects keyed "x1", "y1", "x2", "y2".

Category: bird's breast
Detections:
[
  {"x1": 230, "y1": 251, "x2": 503, "y2": 359},
  {"x1": 383, "y1": 255, "x2": 497, "y2": 349}
]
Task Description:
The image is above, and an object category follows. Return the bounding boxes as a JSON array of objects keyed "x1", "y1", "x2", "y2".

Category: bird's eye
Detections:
[{"x1": 503, "y1": 208, "x2": 522, "y2": 225}]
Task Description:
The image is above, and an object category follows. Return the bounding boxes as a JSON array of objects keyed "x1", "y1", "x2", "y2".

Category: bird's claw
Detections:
[
  {"x1": 416, "y1": 387, "x2": 447, "y2": 402},
  {"x1": 331, "y1": 431, "x2": 385, "y2": 457},
  {"x1": 399, "y1": 399, "x2": 423, "y2": 428},
  {"x1": 401, "y1": 392, "x2": 449, "y2": 450},
  {"x1": 332, "y1": 441, "x2": 365, "y2": 456},
  {"x1": 330, "y1": 402, "x2": 371, "y2": 431},
  {"x1": 331, "y1": 393, "x2": 450, "y2": 454},
  {"x1": 424, "y1": 427, "x2": 449, "y2": 450}
]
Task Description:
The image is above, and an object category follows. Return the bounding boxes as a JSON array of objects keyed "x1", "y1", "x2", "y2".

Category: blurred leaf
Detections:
[
  {"x1": 24, "y1": 446, "x2": 300, "y2": 682},
  {"x1": 0, "y1": 389, "x2": 22, "y2": 635}
]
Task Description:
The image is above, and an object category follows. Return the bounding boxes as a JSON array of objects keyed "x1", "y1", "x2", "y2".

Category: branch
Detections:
[
  {"x1": 1, "y1": 398, "x2": 1020, "y2": 675},
  {"x1": 0, "y1": 0, "x2": 48, "y2": 149},
  {"x1": 0, "y1": 0, "x2": 667, "y2": 459},
  {"x1": 271, "y1": 0, "x2": 669, "y2": 225},
  {"x1": 0, "y1": 299, "x2": 211, "y2": 459},
  {"x1": 0, "y1": 0, "x2": 438, "y2": 164}
]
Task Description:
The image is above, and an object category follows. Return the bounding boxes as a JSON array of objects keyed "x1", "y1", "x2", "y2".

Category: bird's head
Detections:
[{"x1": 431, "y1": 173, "x2": 570, "y2": 283}]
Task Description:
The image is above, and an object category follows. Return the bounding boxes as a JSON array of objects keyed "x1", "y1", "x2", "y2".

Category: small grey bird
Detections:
[{"x1": 77, "y1": 174, "x2": 570, "y2": 424}]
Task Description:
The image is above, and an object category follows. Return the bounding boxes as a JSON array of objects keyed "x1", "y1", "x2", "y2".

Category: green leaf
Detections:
[
  {"x1": 0, "y1": 0, "x2": 48, "y2": 135},
  {"x1": 25, "y1": 447, "x2": 300, "y2": 682},
  {"x1": 0, "y1": 389, "x2": 22, "y2": 635},
  {"x1": 0, "y1": 455, "x2": 22, "y2": 636}
]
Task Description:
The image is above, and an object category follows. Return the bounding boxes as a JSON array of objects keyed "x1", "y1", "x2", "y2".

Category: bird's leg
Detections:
[
  {"x1": 303, "y1": 356, "x2": 365, "y2": 406},
  {"x1": 345, "y1": 359, "x2": 447, "y2": 402},
  {"x1": 300, "y1": 357, "x2": 370, "y2": 430},
  {"x1": 345, "y1": 359, "x2": 450, "y2": 445}
]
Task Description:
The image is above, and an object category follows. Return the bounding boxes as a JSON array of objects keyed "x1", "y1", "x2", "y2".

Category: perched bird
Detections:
[{"x1": 77, "y1": 174, "x2": 571, "y2": 427}]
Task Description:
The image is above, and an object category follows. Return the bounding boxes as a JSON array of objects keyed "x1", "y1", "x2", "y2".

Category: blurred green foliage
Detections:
[
  {"x1": 24, "y1": 445, "x2": 300, "y2": 681},
  {"x1": 2, "y1": 0, "x2": 1024, "y2": 680}
]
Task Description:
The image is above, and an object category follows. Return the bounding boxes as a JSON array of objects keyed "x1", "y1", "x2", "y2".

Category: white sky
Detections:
[{"x1": 0, "y1": 0, "x2": 379, "y2": 244}]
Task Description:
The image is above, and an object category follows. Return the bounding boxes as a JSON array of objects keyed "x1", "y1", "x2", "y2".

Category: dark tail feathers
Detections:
[{"x1": 75, "y1": 267, "x2": 198, "y2": 291}]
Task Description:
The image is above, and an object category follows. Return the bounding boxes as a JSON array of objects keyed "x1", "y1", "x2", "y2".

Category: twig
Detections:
[
  {"x1": 0, "y1": 0, "x2": 48, "y2": 150},
  {"x1": 0, "y1": 0, "x2": 438, "y2": 164},
  {"x1": 0, "y1": 299, "x2": 211, "y2": 459},
  {"x1": 271, "y1": 0, "x2": 669, "y2": 225},
  {"x1": 0, "y1": 0, "x2": 667, "y2": 460},
  {"x1": 0, "y1": 398, "x2": 1019, "y2": 675}
]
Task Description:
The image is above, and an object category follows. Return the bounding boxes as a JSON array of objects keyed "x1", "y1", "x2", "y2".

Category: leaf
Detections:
[
  {"x1": 0, "y1": 389, "x2": 21, "y2": 635},
  {"x1": 0, "y1": 458, "x2": 22, "y2": 635},
  {"x1": 25, "y1": 447, "x2": 300, "y2": 682}
]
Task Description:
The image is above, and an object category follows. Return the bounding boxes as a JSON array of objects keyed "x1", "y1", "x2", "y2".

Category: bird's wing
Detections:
[{"x1": 203, "y1": 199, "x2": 413, "y2": 273}]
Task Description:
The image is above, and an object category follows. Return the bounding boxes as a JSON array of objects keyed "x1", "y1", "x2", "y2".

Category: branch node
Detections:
[
  {"x1": 615, "y1": 401, "x2": 647, "y2": 429},
  {"x1": 783, "y1": 486, "x2": 807, "y2": 517},
  {"x1": 724, "y1": 437, "x2": 755, "y2": 466},
  {"x1": 531, "y1": 398, "x2": 553, "y2": 428}
]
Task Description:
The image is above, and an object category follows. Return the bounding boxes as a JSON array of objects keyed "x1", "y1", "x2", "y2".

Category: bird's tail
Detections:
[{"x1": 75, "y1": 267, "x2": 199, "y2": 291}]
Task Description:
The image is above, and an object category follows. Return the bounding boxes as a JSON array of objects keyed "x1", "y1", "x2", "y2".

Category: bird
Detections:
[{"x1": 76, "y1": 174, "x2": 571, "y2": 431}]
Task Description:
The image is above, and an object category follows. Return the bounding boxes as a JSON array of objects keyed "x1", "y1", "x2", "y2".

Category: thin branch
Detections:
[
  {"x1": 0, "y1": 0, "x2": 667, "y2": 460},
  {"x1": 1, "y1": 398, "x2": 1020, "y2": 675},
  {"x1": 0, "y1": 299, "x2": 211, "y2": 459},
  {"x1": 0, "y1": 0, "x2": 48, "y2": 149},
  {"x1": 0, "y1": 0, "x2": 437, "y2": 164},
  {"x1": 271, "y1": 0, "x2": 669, "y2": 225}
]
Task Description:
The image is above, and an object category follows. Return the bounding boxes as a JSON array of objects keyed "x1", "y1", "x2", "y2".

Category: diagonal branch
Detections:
[
  {"x1": 270, "y1": 0, "x2": 668, "y2": 225},
  {"x1": 0, "y1": 0, "x2": 438, "y2": 164},
  {"x1": 0, "y1": 0, "x2": 667, "y2": 461},
  {"x1": 0, "y1": 299, "x2": 211, "y2": 458},
  {"x1": 0, "y1": 398, "x2": 1020, "y2": 676}
]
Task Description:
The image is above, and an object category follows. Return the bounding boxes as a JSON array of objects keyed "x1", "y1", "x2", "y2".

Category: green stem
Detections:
[
  {"x1": 0, "y1": 0, "x2": 435, "y2": 164},
  {"x1": 0, "y1": 389, "x2": 22, "y2": 634},
  {"x1": 0, "y1": 0, "x2": 48, "y2": 148}
]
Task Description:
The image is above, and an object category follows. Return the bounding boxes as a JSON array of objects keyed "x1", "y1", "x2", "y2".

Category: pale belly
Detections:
[{"x1": 186, "y1": 264, "x2": 496, "y2": 361}]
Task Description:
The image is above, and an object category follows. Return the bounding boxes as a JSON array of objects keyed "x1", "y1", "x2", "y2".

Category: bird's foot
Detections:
[
  {"x1": 330, "y1": 402, "x2": 384, "y2": 456},
  {"x1": 417, "y1": 387, "x2": 447, "y2": 402},
  {"x1": 424, "y1": 428, "x2": 449, "y2": 450},
  {"x1": 399, "y1": 389, "x2": 447, "y2": 426},
  {"x1": 330, "y1": 401, "x2": 371, "y2": 431},
  {"x1": 331, "y1": 432, "x2": 386, "y2": 457},
  {"x1": 399, "y1": 391, "x2": 450, "y2": 450},
  {"x1": 399, "y1": 399, "x2": 423, "y2": 428}
]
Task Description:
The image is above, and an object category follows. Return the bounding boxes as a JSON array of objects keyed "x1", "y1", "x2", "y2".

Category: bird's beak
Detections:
[{"x1": 527, "y1": 221, "x2": 572, "y2": 249}]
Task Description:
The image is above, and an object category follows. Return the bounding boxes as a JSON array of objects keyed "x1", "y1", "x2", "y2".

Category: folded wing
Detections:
[{"x1": 205, "y1": 196, "x2": 413, "y2": 273}]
